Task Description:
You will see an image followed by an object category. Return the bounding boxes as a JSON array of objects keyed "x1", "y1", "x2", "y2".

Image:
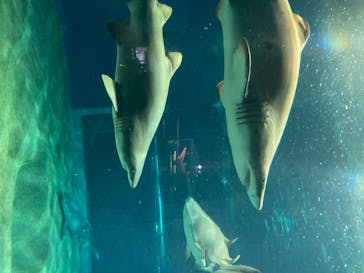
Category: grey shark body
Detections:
[
  {"x1": 214, "y1": 264, "x2": 262, "y2": 273},
  {"x1": 183, "y1": 197, "x2": 240, "y2": 271},
  {"x1": 102, "y1": 0, "x2": 182, "y2": 188},
  {"x1": 216, "y1": 0, "x2": 310, "y2": 209}
]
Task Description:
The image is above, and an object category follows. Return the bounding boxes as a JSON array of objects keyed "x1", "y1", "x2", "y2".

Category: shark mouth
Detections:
[{"x1": 235, "y1": 101, "x2": 269, "y2": 125}]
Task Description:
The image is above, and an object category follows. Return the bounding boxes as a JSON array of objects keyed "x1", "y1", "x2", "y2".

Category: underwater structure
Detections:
[{"x1": 0, "y1": 0, "x2": 77, "y2": 272}]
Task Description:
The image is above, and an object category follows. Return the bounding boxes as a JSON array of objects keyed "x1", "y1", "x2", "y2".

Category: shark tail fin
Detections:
[
  {"x1": 106, "y1": 19, "x2": 130, "y2": 45},
  {"x1": 293, "y1": 13, "x2": 310, "y2": 50},
  {"x1": 166, "y1": 51, "x2": 183, "y2": 76},
  {"x1": 101, "y1": 74, "x2": 119, "y2": 113}
]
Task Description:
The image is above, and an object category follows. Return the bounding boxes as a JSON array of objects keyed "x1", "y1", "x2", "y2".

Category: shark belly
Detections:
[{"x1": 216, "y1": 0, "x2": 310, "y2": 210}]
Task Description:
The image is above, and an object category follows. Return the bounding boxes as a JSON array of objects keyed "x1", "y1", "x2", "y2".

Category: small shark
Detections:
[
  {"x1": 216, "y1": 0, "x2": 310, "y2": 210},
  {"x1": 183, "y1": 197, "x2": 240, "y2": 271},
  {"x1": 102, "y1": 0, "x2": 182, "y2": 188},
  {"x1": 214, "y1": 264, "x2": 262, "y2": 273}
]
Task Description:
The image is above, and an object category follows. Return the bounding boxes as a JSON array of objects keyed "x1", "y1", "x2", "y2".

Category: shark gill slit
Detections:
[
  {"x1": 113, "y1": 116, "x2": 133, "y2": 132},
  {"x1": 235, "y1": 101, "x2": 269, "y2": 125}
]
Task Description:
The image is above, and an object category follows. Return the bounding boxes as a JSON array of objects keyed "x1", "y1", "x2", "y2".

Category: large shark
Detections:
[
  {"x1": 102, "y1": 0, "x2": 182, "y2": 188},
  {"x1": 183, "y1": 197, "x2": 240, "y2": 271},
  {"x1": 216, "y1": 0, "x2": 310, "y2": 210}
]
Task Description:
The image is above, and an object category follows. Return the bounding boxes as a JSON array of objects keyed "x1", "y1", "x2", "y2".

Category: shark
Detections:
[
  {"x1": 101, "y1": 0, "x2": 182, "y2": 188},
  {"x1": 183, "y1": 197, "x2": 240, "y2": 271},
  {"x1": 214, "y1": 264, "x2": 262, "y2": 273},
  {"x1": 216, "y1": 0, "x2": 310, "y2": 210}
]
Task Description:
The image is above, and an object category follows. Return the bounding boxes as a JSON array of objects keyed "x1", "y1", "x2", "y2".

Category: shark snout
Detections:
[
  {"x1": 246, "y1": 167, "x2": 268, "y2": 210},
  {"x1": 122, "y1": 154, "x2": 146, "y2": 189}
]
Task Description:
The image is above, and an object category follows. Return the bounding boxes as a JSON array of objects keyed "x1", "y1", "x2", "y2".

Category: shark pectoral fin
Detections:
[
  {"x1": 233, "y1": 37, "x2": 252, "y2": 99},
  {"x1": 106, "y1": 19, "x2": 130, "y2": 45},
  {"x1": 166, "y1": 51, "x2": 183, "y2": 76},
  {"x1": 158, "y1": 3, "x2": 173, "y2": 26},
  {"x1": 293, "y1": 13, "x2": 311, "y2": 49},
  {"x1": 232, "y1": 254, "x2": 240, "y2": 264},
  {"x1": 225, "y1": 236, "x2": 239, "y2": 248},
  {"x1": 216, "y1": 80, "x2": 227, "y2": 108},
  {"x1": 101, "y1": 74, "x2": 119, "y2": 112}
]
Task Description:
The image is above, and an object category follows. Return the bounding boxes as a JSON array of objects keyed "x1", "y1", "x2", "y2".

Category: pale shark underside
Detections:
[{"x1": 216, "y1": 0, "x2": 310, "y2": 210}]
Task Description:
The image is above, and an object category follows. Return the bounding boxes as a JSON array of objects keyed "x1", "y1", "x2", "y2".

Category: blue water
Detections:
[{"x1": 61, "y1": 1, "x2": 364, "y2": 273}]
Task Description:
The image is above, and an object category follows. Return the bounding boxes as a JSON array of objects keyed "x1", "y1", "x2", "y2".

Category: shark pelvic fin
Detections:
[
  {"x1": 158, "y1": 3, "x2": 173, "y2": 26},
  {"x1": 101, "y1": 74, "x2": 119, "y2": 112},
  {"x1": 233, "y1": 37, "x2": 251, "y2": 99},
  {"x1": 293, "y1": 13, "x2": 310, "y2": 50},
  {"x1": 166, "y1": 51, "x2": 183, "y2": 76}
]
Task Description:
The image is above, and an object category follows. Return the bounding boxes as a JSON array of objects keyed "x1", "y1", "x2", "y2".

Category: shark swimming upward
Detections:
[
  {"x1": 102, "y1": 0, "x2": 182, "y2": 188},
  {"x1": 216, "y1": 0, "x2": 310, "y2": 210},
  {"x1": 183, "y1": 197, "x2": 262, "y2": 273}
]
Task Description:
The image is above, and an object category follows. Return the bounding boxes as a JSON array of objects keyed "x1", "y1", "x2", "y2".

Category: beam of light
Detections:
[{"x1": 153, "y1": 137, "x2": 166, "y2": 273}]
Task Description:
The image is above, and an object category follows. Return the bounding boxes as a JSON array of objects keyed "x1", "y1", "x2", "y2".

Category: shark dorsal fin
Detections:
[
  {"x1": 101, "y1": 74, "x2": 119, "y2": 112},
  {"x1": 233, "y1": 37, "x2": 251, "y2": 100},
  {"x1": 166, "y1": 51, "x2": 183, "y2": 76},
  {"x1": 293, "y1": 13, "x2": 310, "y2": 50}
]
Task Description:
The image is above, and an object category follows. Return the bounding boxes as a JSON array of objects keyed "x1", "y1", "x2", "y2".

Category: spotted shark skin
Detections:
[
  {"x1": 102, "y1": 0, "x2": 182, "y2": 188},
  {"x1": 216, "y1": 0, "x2": 310, "y2": 210}
]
